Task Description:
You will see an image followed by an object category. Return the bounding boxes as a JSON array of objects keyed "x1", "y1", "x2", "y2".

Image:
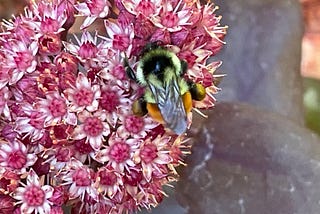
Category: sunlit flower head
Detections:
[{"x1": 0, "y1": 0, "x2": 226, "y2": 213}]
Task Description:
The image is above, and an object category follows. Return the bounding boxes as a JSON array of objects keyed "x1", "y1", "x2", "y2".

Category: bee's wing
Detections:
[{"x1": 148, "y1": 75, "x2": 188, "y2": 135}]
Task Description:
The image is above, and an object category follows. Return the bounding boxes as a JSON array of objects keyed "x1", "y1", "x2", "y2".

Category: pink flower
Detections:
[
  {"x1": 121, "y1": 0, "x2": 162, "y2": 17},
  {"x1": 12, "y1": 169, "x2": 54, "y2": 214},
  {"x1": 31, "y1": 0, "x2": 67, "y2": 34},
  {"x1": 1, "y1": 11, "x2": 38, "y2": 45},
  {"x1": 177, "y1": 40, "x2": 212, "y2": 70},
  {"x1": 64, "y1": 73, "x2": 101, "y2": 112},
  {"x1": 0, "y1": 169, "x2": 20, "y2": 193},
  {"x1": 133, "y1": 180, "x2": 164, "y2": 209},
  {"x1": 75, "y1": 0, "x2": 111, "y2": 29},
  {"x1": 13, "y1": 75, "x2": 42, "y2": 104},
  {"x1": 134, "y1": 14, "x2": 156, "y2": 39},
  {"x1": 72, "y1": 110, "x2": 110, "y2": 150},
  {"x1": 94, "y1": 133, "x2": 139, "y2": 172},
  {"x1": 150, "y1": 1, "x2": 192, "y2": 32},
  {"x1": 38, "y1": 33, "x2": 62, "y2": 56},
  {"x1": 15, "y1": 103, "x2": 46, "y2": 142},
  {"x1": 134, "y1": 135, "x2": 172, "y2": 181},
  {"x1": 102, "y1": 20, "x2": 134, "y2": 56},
  {"x1": 4, "y1": 40, "x2": 38, "y2": 84},
  {"x1": 61, "y1": 159, "x2": 98, "y2": 201},
  {"x1": 0, "y1": 140, "x2": 37, "y2": 174},
  {"x1": 99, "y1": 84, "x2": 131, "y2": 127},
  {"x1": 0, "y1": 87, "x2": 11, "y2": 119},
  {"x1": 117, "y1": 108, "x2": 158, "y2": 139},
  {"x1": 72, "y1": 138, "x2": 95, "y2": 162},
  {"x1": 0, "y1": 194, "x2": 15, "y2": 213},
  {"x1": 43, "y1": 146, "x2": 73, "y2": 171},
  {"x1": 63, "y1": 31, "x2": 106, "y2": 68},
  {"x1": 54, "y1": 52, "x2": 78, "y2": 74},
  {"x1": 169, "y1": 135, "x2": 191, "y2": 166},
  {"x1": 49, "y1": 186, "x2": 68, "y2": 206},
  {"x1": 98, "y1": 50, "x2": 132, "y2": 90},
  {"x1": 1, "y1": 124, "x2": 18, "y2": 143},
  {"x1": 95, "y1": 166, "x2": 123, "y2": 198},
  {"x1": 200, "y1": 4, "x2": 226, "y2": 41},
  {"x1": 38, "y1": 92, "x2": 76, "y2": 127}
]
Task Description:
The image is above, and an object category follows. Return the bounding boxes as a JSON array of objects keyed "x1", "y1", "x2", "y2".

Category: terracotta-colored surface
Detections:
[
  {"x1": 301, "y1": 0, "x2": 320, "y2": 79},
  {"x1": 301, "y1": 33, "x2": 320, "y2": 78},
  {"x1": 0, "y1": 0, "x2": 26, "y2": 20}
]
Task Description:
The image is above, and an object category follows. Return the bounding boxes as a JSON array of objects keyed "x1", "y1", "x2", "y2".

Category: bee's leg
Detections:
[
  {"x1": 126, "y1": 66, "x2": 137, "y2": 81},
  {"x1": 188, "y1": 81, "x2": 206, "y2": 101},
  {"x1": 180, "y1": 60, "x2": 188, "y2": 76},
  {"x1": 124, "y1": 56, "x2": 137, "y2": 81},
  {"x1": 132, "y1": 97, "x2": 148, "y2": 117}
]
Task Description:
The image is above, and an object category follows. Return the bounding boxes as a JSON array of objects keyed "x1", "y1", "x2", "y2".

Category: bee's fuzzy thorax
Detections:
[
  {"x1": 144, "y1": 88, "x2": 156, "y2": 103},
  {"x1": 178, "y1": 78, "x2": 189, "y2": 95}
]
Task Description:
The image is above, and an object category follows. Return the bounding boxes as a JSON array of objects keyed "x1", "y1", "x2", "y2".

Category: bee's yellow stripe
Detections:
[
  {"x1": 147, "y1": 103, "x2": 164, "y2": 123},
  {"x1": 182, "y1": 91, "x2": 192, "y2": 113}
]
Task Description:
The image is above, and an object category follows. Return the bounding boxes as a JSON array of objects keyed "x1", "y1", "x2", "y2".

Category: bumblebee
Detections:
[{"x1": 125, "y1": 44, "x2": 206, "y2": 135}]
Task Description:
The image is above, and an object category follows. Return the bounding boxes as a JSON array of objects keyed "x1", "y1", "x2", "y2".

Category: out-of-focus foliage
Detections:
[{"x1": 304, "y1": 77, "x2": 320, "y2": 135}]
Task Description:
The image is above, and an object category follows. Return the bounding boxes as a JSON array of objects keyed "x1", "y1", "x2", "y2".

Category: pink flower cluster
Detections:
[{"x1": 0, "y1": 0, "x2": 226, "y2": 213}]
